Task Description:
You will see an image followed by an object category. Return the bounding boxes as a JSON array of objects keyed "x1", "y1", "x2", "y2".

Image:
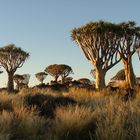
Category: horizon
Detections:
[{"x1": 0, "y1": 0, "x2": 140, "y2": 87}]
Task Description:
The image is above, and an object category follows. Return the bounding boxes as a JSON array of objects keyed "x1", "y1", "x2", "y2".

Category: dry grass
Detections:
[{"x1": 0, "y1": 87, "x2": 140, "y2": 140}]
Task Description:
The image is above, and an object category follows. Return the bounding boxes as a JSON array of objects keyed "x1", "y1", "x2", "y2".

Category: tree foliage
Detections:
[
  {"x1": 45, "y1": 64, "x2": 73, "y2": 83},
  {"x1": 78, "y1": 78, "x2": 91, "y2": 85},
  {"x1": 111, "y1": 69, "x2": 125, "y2": 81},
  {"x1": 35, "y1": 72, "x2": 48, "y2": 84},
  {"x1": 71, "y1": 21, "x2": 121, "y2": 89},
  {"x1": 59, "y1": 64, "x2": 73, "y2": 83},
  {"x1": 0, "y1": 44, "x2": 29, "y2": 73},
  {"x1": 14, "y1": 74, "x2": 30, "y2": 90},
  {"x1": 45, "y1": 64, "x2": 61, "y2": 82},
  {"x1": 0, "y1": 44, "x2": 29, "y2": 92}
]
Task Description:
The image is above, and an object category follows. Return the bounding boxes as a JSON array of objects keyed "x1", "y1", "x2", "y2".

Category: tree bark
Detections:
[
  {"x1": 123, "y1": 57, "x2": 136, "y2": 88},
  {"x1": 7, "y1": 72, "x2": 14, "y2": 92},
  {"x1": 54, "y1": 76, "x2": 58, "y2": 83},
  {"x1": 95, "y1": 67, "x2": 106, "y2": 89},
  {"x1": 61, "y1": 76, "x2": 65, "y2": 84}
]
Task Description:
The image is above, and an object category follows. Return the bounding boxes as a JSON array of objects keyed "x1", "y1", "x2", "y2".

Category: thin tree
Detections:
[
  {"x1": 35, "y1": 72, "x2": 48, "y2": 84},
  {"x1": 59, "y1": 64, "x2": 73, "y2": 84},
  {"x1": 71, "y1": 21, "x2": 121, "y2": 89},
  {"x1": 0, "y1": 44, "x2": 29, "y2": 92},
  {"x1": 117, "y1": 21, "x2": 140, "y2": 88}
]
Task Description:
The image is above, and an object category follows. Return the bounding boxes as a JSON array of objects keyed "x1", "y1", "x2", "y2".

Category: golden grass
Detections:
[{"x1": 0, "y1": 87, "x2": 140, "y2": 140}]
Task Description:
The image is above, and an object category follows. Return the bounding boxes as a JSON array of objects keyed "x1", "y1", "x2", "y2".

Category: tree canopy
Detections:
[
  {"x1": 59, "y1": 64, "x2": 73, "y2": 83},
  {"x1": 71, "y1": 21, "x2": 121, "y2": 89},
  {"x1": 45, "y1": 64, "x2": 61, "y2": 82},
  {"x1": 0, "y1": 44, "x2": 29, "y2": 92},
  {"x1": 35, "y1": 72, "x2": 48, "y2": 84},
  {"x1": 111, "y1": 69, "x2": 125, "y2": 81}
]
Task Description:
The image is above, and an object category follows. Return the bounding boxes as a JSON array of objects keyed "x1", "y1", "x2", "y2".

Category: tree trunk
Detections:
[
  {"x1": 7, "y1": 72, "x2": 14, "y2": 92},
  {"x1": 16, "y1": 82, "x2": 19, "y2": 91},
  {"x1": 54, "y1": 76, "x2": 58, "y2": 83},
  {"x1": 61, "y1": 76, "x2": 65, "y2": 84},
  {"x1": 41, "y1": 79, "x2": 43, "y2": 84},
  {"x1": 123, "y1": 58, "x2": 136, "y2": 88},
  {"x1": 95, "y1": 67, "x2": 106, "y2": 89}
]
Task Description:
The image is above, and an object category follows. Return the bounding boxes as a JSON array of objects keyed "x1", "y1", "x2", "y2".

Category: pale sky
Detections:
[{"x1": 0, "y1": 0, "x2": 140, "y2": 87}]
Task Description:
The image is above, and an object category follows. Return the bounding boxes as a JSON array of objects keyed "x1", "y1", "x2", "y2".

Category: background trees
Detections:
[
  {"x1": 111, "y1": 69, "x2": 125, "y2": 81},
  {"x1": 14, "y1": 74, "x2": 24, "y2": 90},
  {"x1": 71, "y1": 21, "x2": 121, "y2": 89},
  {"x1": 35, "y1": 72, "x2": 48, "y2": 84},
  {"x1": 78, "y1": 78, "x2": 91, "y2": 85},
  {"x1": 14, "y1": 74, "x2": 30, "y2": 90},
  {"x1": 59, "y1": 64, "x2": 73, "y2": 84},
  {"x1": 45, "y1": 64, "x2": 73, "y2": 84},
  {"x1": 45, "y1": 64, "x2": 61, "y2": 83},
  {"x1": 0, "y1": 44, "x2": 29, "y2": 92}
]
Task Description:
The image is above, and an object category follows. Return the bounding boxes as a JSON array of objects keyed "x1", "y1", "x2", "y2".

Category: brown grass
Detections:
[{"x1": 0, "y1": 87, "x2": 140, "y2": 140}]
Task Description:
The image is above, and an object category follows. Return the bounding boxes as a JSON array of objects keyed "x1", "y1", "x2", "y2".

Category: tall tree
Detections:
[
  {"x1": 45, "y1": 64, "x2": 61, "y2": 82},
  {"x1": 59, "y1": 64, "x2": 73, "y2": 84},
  {"x1": 71, "y1": 21, "x2": 121, "y2": 89},
  {"x1": 0, "y1": 44, "x2": 29, "y2": 92},
  {"x1": 118, "y1": 21, "x2": 140, "y2": 88},
  {"x1": 35, "y1": 72, "x2": 48, "y2": 84}
]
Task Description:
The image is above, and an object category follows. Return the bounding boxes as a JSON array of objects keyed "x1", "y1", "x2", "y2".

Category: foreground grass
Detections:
[{"x1": 0, "y1": 87, "x2": 140, "y2": 140}]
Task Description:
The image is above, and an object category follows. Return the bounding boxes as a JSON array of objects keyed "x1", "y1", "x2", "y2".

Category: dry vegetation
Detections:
[{"x1": 0, "y1": 87, "x2": 139, "y2": 140}]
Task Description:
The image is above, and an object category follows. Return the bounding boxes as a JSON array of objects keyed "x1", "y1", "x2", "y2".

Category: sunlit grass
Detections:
[{"x1": 0, "y1": 87, "x2": 140, "y2": 140}]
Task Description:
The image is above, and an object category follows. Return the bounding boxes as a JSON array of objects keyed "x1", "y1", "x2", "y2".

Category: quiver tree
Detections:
[
  {"x1": 117, "y1": 21, "x2": 140, "y2": 88},
  {"x1": 111, "y1": 69, "x2": 125, "y2": 81},
  {"x1": 71, "y1": 21, "x2": 121, "y2": 89},
  {"x1": 59, "y1": 64, "x2": 73, "y2": 84},
  {"x1": 45, "y1": 64, "x2": 61, "y2": 83},
  {"x1": 0, "y1": 44, "x2": 29, "y2": 92},
  {"x1": 65, "y1": 77, "x2": 73, "y2": 83},
  {"x1": 14, "y1": 74, "x2": 24, "y2": 90},
  {"x1": 14, "y1": 74, "x2": 30, "y2": 90},
  {"x1": 78, "y1": 78, "x2": 91, "y2": 85},
  {"x1": 35, "y1": 72, "x2": 48, "y2": 84}
]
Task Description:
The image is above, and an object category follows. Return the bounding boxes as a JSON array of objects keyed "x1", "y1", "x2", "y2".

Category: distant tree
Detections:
[
  {"x1": 117, "y1": 21, "x2": 140, "y2": 88},
  {"x1": 59, "y1": 64, "x2": 73, "y2": 84},
  {"x1": 90, "y1": 69, "x2": 96, "y2": 80},
  {"x1": 14, "y1": 74, "x2": 30, "y2": 90},
  {"x1": 35, "y1": 72, "x2": 48, "y2": 84},
  {"x1": 78, "y1": 78, "x2": 91, "y2": 85},
  {"x1": 0, "y1": 44, "x2": 29, "y2": 92},
  {"x1": 45, "y1": 64, "x2": 61, "y2": 82},
  {"x1": 111, "y1": 69, "x2": 125, "y2": 81},
  {"x1": 71, "y1": 21, "x2": 121, "y2": 89},
  {"x1": 14, "y1": 74, "x2": 24, "y2": 90},
  {"x1": 65, "y1": 77, "x2": 73, "y2": 83}
]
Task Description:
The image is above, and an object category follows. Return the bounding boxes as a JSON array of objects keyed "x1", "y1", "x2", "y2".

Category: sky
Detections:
[{"x1": 0, "y1": 0, "x2": 140, "y2": 87}]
